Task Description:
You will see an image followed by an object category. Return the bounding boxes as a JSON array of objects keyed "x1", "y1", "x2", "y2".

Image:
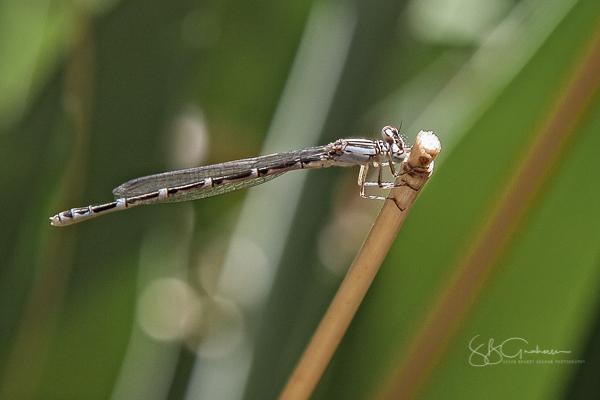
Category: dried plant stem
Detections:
[{"x1": 279, "y1": 131, "x2": 441, "y2": 400}]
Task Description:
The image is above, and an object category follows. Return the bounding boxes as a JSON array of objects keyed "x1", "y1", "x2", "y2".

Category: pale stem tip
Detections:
[{"x1": 407, "y1": 130, "x2": 441, "y2": 169}]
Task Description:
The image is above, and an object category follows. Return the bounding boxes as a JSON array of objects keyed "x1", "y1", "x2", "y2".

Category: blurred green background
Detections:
[{"x1": 2, "y1": 0, "x2": 600, "y2": 399}]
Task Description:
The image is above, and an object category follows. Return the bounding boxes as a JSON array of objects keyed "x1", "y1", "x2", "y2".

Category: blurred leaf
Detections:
[{"x1": 330, "y1": 1, "x2": 600, "y2": 399}]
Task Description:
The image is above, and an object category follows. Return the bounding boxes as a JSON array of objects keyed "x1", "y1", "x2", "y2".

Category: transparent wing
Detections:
[
  {"x1": 152, "y1": 172, "x2": 287, "y2": 204},
  {"x1": 112, "y1": 144, "x2": 333, "y2": 200}
]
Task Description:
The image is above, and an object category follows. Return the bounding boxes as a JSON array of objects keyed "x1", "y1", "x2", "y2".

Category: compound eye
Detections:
[{"x1": 381, "y1": 125, "x2": 399, "y2": 144}]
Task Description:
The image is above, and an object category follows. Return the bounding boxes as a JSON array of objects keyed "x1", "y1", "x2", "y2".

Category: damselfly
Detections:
[{"x1": 50, "y1": 125, "x2": 410, "y2": 226}]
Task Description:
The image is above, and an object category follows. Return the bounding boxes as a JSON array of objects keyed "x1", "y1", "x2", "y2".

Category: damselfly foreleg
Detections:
[{"x1": 358, "y1": 161, "x2": 407, "y2": 200}]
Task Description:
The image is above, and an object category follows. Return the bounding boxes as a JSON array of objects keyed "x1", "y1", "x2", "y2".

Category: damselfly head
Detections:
[
  {"x1": 381, "y1": 125, "x2": 407, "y2": 162},
  {"x1": 381, "y1": 125, "x2": 399, "y2": 144}
]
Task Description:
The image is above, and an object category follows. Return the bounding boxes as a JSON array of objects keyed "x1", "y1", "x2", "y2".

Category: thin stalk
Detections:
[{"x1": 279, "y1": 131, "x2": 441, "y2": 400}]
